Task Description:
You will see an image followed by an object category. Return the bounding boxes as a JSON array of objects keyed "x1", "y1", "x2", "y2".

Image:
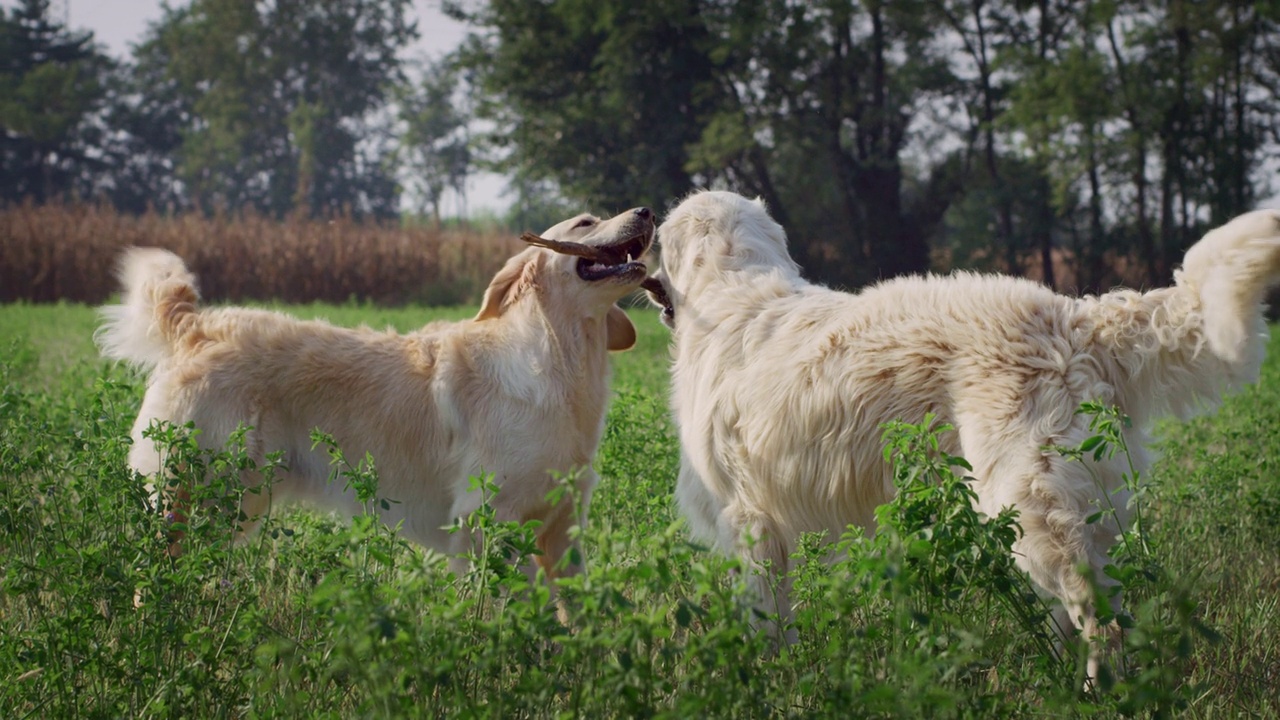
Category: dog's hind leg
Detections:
[
  {"x1": 718, "y1": 502, "x2": 797, "y2": 647},
  {"x1": 447, "y1": 484, "x2": 565, "y2": 611},
  {"x1": 530, "y1": 505, "x2": 586, "y2": 624},
  {"x1": 960, "y1": 422, "x2": 1129, "y2": 678}
]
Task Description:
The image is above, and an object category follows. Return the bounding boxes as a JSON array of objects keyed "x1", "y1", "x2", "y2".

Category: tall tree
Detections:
[
  {"x1": 928, "y1": 0, "x2": 1020, "y2": 272},
  {"x1": 454, "y1": 0, "x2": 946, "y2": 286},
  {"x1": 692, "y1": 0, "x2": 946, "y2": 285},
  {"x1": 1084, "y1": 1, "x2": 1277, "y2": 284},
  {"x1": 126, "y1": 0, "x2": 416, "y2": 217},
  {"x1": 93, "y1": 34, "x2": 191, "y2": 214},
  {"x1": 0, "y1": 0, "x2": 111, "y2": 204},
  {"x1": 992, "y1": 0, "x2": 1280, "y2": 293},
  {"x1": 449, "y1": 0, "x2": 718, "y2": 214},
  {"x1": 396, "y1": 58, "x2": 472, "y2": 225}
]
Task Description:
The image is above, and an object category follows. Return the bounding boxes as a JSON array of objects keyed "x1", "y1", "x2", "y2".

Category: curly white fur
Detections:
[{"x1": 653, "y1": 190, "x2": 1280, "y2": 657}]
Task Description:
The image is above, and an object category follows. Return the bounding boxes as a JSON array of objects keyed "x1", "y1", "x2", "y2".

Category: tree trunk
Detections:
[
  {"x1": 1037, "y1": 0, "x2": 1056, "y2": 290},
  {"x1": 1105, "y1": 15, "x2": 1156, "y2": 287},
  {"x1": 860, "y1": 3, "x2": 927, "y2": 281},
  {"x1": 969, "y1": 0, "x2": 1016, "y2": 273},
  {"x1": 1084, "y1": 124, "x2": 1106, "y2": 295},
  {"x1": 1157, "y1": 5, "x2": 1192, "y2": 284}
]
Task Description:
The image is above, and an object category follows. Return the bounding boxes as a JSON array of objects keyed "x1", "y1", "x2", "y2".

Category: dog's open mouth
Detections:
[{"x1": 521, "y1": 231, "x2": 652, "y2": 282}]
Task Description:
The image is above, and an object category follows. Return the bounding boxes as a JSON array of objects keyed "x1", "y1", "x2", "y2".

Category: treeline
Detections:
[
  {"x1": 0, "y1": 0, "x2": 575, "y2": 233},
  {"x1": 451, "y1": 0, "x2": 1280, "y2": 291},
  {"x1": 3, "y1": 0, "x2": 1278, "y2": 293}
]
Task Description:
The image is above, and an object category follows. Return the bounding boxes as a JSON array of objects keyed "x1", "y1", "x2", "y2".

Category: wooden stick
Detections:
[
  {"x1": 640, "y1": 276, "x2": 672, "y2": 308},
  {"x1": 520, "y1": 232, "x2": 614, "y2": 261}
]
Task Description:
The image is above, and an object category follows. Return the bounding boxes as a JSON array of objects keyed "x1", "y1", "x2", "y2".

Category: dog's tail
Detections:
[
  {"x1": 1087, "y1": 209, "x2": 1280, "y2": 421},
  {"x1": 96, "y1": 247, "x2": 202, "y2": 372},
  {"x1": 1178, "y1": 209, "x2": 1280, "y2": 363}
]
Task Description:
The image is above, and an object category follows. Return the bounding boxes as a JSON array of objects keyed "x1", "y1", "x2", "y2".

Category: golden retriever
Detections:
[
  {"x1": 645, "y1": 190, "x2": 1280, "y2": 661},
  {"x1": 98, "y1": 206, "x2": 655, "y2": 587}
]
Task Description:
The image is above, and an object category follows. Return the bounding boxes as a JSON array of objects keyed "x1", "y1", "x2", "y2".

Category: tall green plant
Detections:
[{"x1": 1053, "y1": 402, "x2": 1220, "y2": 709}]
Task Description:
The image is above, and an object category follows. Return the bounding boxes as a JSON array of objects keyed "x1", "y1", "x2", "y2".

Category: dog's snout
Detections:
[{"x1": 634, "y1": 207, "x2": 653, "y2": 221}]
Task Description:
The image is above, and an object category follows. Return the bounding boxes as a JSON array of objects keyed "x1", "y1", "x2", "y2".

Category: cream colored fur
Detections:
[
  {"x1": 650, "y1": 190, "x2": 1280, "y2": 655},
  {"x1": 98, "y1": 208, "x2": 655, "y2": 587}
]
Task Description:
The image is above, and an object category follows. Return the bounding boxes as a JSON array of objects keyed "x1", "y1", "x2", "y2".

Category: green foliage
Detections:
[
  {"x1": 450, "y1": 0, "x2": 718, "y2": 214},
  {"x1": 1053, "y1": 402, "x2": 1222, "y2": 711},
  {"x1": 876, "y1": 416, "x2": 1060, "y2": 660},
  {"x1": 123, "y1": 0, "x2": 417, "y2": 218},
  {"x1": 1, "y1": 0, "x2": 1276, "y2": 295},
  {"x1": 1, "y1": 304, "x2": 1278, "y2": 717},
  {"x1": 395, "y1": 57, "x2": 472, "y2": 224}
]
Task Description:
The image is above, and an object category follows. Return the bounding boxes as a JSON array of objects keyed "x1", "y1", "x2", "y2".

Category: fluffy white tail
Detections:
[
  {"x1": 95, "y1": 247, "x2": 201, "y2": 372},
  {"x1": 1176, "y1": 209, "x2": 1280, "y2": 364},
  {"x1": 1086, "y1": 209, "x2": 1280, "y2": 424}
]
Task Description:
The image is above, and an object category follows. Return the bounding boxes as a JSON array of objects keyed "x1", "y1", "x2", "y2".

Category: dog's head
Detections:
[
  {"x1": 475, "y1": 207, "x2": 656, "y2": 351},
  {"x1": 643, "y1": 190, "x2": 799, "y2": 329}
]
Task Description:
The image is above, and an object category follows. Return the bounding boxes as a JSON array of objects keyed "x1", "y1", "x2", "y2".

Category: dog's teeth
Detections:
[{"x1": 626, "y1": 252, "x2": 633, "y2": 263}]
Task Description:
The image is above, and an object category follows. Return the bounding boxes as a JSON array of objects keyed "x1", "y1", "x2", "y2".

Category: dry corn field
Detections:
[{"x1": 0, "y1": 202, "x2": 523, "y2": 306}]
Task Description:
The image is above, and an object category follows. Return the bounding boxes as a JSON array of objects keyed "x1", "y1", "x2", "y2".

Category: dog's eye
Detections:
[{"x1": 573, "y1": 218, "x2": 596, "y2": 229}]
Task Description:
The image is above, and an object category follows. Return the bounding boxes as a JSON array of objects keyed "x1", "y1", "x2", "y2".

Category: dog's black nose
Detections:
[{"x1": 634, "y1": 207, "x2": 653, "y2": 220}]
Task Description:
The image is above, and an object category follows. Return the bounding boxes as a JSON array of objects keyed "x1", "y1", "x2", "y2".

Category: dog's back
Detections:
[
  {"x1": 676, "y1": 209, "x2": 1280, "y2": 541},
  {"x1": 674, "y1": 270, "x2": 1089, "y2": 540},
  {"x1": 96, "y1": 251, "x2": 474, "y2": 547}
]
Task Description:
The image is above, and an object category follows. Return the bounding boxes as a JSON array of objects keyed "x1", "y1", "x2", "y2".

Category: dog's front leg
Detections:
[
  {"x1": 531, "y1": 514, "x2": 583, "y2": 625},
  {"x1": 447, "y1": 499, "x2": 569, "y2": 618}
]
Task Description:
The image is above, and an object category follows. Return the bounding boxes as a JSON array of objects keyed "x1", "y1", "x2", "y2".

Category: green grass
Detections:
[{"x1": 1, "y1": 300, "x2": 1278, "y2": 717}]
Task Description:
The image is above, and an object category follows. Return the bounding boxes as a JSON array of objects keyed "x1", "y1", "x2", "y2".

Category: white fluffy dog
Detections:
[
  {"x1": 98, "y1": 206, "x2": 656, "y2": 585},
  {"x1": 646, "y1": 190, "x2": 1280, "y2": 654}
]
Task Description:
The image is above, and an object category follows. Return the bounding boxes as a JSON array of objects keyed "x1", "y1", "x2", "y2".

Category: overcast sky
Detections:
[
  {"x1": 2, "y1": 0, "x2": 510, "y2": 214},
  {"x1": 60, "y1": 0, "x2": 470, "y2": 59}
]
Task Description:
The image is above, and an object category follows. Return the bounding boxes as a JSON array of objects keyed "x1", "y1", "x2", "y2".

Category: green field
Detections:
[{"x1": 2, "y1": 301, "x2": 1278, "y2": 718}]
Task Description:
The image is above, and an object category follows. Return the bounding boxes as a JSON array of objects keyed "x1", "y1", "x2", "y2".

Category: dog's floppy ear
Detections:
[
  {"x1": 476, "y1": 248, "x2": 538, "y2": 321},
  {"x1": 606, "y1": 304, "x2": 636, "y2": 351}
]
